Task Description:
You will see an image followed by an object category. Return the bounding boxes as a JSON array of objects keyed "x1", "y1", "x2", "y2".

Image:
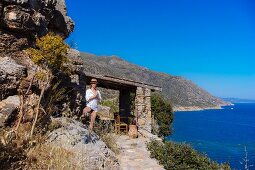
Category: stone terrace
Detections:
[{"x1": 115, "y1": 135, "x2": 164, "y2": 170}]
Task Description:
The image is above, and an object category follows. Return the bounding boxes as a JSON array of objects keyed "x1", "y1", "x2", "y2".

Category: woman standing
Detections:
[{"x1": 82, "y1": 78, "x2": 102, "y2": 130}]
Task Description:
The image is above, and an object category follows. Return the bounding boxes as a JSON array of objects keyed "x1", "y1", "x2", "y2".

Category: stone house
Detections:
[{"x1": 84, "y1": 72, "x2": 162, "y2": 133}]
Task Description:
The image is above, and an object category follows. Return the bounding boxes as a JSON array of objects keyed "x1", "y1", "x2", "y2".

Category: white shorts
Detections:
[{"x1": 86, "y1": 105, "x2": 98, "y2": 112}]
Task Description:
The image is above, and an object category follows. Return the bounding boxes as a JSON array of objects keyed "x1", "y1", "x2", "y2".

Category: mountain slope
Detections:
[{"x1": 80, "y1": 52, "x2": 229, "y2": 111}]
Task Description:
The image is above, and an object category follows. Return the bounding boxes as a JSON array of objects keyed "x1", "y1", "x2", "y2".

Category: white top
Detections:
[{"x1": 85, "y1": 89, "x2": 102, "y2": 111}]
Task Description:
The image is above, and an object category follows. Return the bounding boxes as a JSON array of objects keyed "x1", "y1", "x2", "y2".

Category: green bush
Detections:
[
  {"x1": 147, "y1": 140, "x2": 230, "y2": 170},
  {"x1": 101, "y1": 99, "x2": 119, "y2": 113},
  {"x1": 151, "y1": 93, "x2": 174, "y2": 137},
  {"x1": 26, "y1": 33, "x2": 69, "y2": 72},
  {"x1": 26, "y1": 33, "x2": 71, "y2": 138}
]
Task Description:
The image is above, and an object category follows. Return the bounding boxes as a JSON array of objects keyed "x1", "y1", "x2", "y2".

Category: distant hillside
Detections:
[
  {"x1": 222, "y1": 98, "x2": 255, "y2": 103},
  {"x1": 80, "y1": 52, "x2": 229, "y2": 111}
]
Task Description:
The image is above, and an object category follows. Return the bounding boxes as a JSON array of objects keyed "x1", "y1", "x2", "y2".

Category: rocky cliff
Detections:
[
  {"x1": 0, "y1": 0, "x2": 85, "y2": 122},
  {"x1": 0, "y1": 0, "x2": 87, "y2": 131},
  {"x1": 0, "y1": 0, "x2": 74, "y2": 53},
  {"x1": 80, "y1": 52, "x2": 229, "y2": 111},
  {"x1": 47, "y1": 117, "x2": 120, "y2": 169}
]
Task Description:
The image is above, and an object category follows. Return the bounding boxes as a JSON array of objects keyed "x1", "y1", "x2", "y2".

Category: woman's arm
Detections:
[
  {"x1": 97, "y1": 90, "x2": 102, "y2": 102},
  {"x1": 86, "y1": 90, "x2": 97, "y2": 102}
]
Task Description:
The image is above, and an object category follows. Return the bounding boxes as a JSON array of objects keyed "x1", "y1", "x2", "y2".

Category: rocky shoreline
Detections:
[{"x1": 173, "y1": 103, "x2": 233, "y2": 112}]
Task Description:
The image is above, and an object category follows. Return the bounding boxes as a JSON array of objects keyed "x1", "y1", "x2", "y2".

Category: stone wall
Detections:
[{"x1": 135, "y1": 87, "x2": 152, "y2": 132}]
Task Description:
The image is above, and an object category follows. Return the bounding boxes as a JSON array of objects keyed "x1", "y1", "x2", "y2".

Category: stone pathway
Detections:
[{"x1": 115, "y1": 134, "x2": 164, "y2": 170}]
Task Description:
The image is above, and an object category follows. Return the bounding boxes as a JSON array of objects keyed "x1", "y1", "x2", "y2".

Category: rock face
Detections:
[
  {"x1": 0, "y1": 57, "x2": 27, "y2": 100},
  {"x1": 0, "y1": 95, "x2": 20, "y2": 127},
  {"x1": 47, "y1": 118, "x2": 120, "y2": 170},
  {"x1": 53, "y1": 0, "x2": 74, "y2": 37},
  {"x1": 0, "y1": 0, "x2": 83, "y2": 117},
  {"x1": 63, "y1": 48, "x2": 86, "y2": 116},
  {"x1": 0, "y1": 0, "x2": 74, "y2": 53}
]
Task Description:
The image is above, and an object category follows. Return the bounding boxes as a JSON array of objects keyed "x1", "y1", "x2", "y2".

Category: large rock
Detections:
[
  {"x1": 0, "y1": 57, "x2": 27, "y2": 100},
  {"x1": 3, "y1": 5, "x2": 34, "y2": 31},
  {"x1": 60, "y1": 48, "x2": 86, "y2": 116},
  {"x1": 67, "y1": 48, "x2": 84, "y2": 71},
  {"x1": 0, "y1": 95, "x2": 20, "y2": 127},
  {"x1": 47, "y1": 118, "x2": 120, "y2": 170},
  {"x1": 2, "y1": 0, "x2": 28, "y2": 5},
  {"x1": 49, "y1": 0, "x2": 74, "y2": 37},
  {"x1": 0, "y1": 0, "x2": 74, "y2": 53},
  {"x1": 1, "y1": 2, "x2": 51, "y2": 33},
  {"x1": 0, "y1": 0, "x2": 81, "y2": 120},
  {"x1": 0, "y1": 30, "x2": 30, "y2": 52}
]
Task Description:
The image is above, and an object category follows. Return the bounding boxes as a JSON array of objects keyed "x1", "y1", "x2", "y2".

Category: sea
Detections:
[{"x1": 167, "y1": 103, "x2": 255, "y2": 170}]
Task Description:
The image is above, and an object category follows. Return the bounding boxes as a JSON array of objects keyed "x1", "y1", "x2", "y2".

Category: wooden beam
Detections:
[{"x1": 84, "y1": 72, "x2": 162, "y2": 91}]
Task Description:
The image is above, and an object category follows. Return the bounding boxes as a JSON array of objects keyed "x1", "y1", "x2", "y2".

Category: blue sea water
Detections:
[{"x1": 167, "y1": 103, "x2": 255, "y2": 170}]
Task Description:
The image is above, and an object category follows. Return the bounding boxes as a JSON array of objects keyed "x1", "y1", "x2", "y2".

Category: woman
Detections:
[{"x1": 82, "y1": 78, "x2": 102, "y2": 130}]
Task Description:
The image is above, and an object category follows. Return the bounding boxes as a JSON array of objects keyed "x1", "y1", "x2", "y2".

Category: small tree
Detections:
[
  {"x1": 151, "y1": 93, "x2": 174, "y2": 137},
  {"x1": 26, "y1": 33, "x2": 69, "y2": 138}
]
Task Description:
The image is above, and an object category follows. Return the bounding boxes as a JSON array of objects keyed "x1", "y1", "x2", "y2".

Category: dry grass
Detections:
[
  {"x1": 26, "y1": 144, "x2": 80, "y2": 170},
  {"x1": 93, "y1": 119, "x2": 120, "y2": 154},
  {"x1": 100, "y1": 133, "x2": 120, "y2": 155},
  {"x1": 26, "y1": 141, "x2": 120, "y2": 170}
]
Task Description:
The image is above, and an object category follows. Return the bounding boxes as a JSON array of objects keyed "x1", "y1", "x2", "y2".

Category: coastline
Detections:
[
  {"x1": 173, "y1": 103, "x2": 233, "y2": 112},
  {"x1": 169, "y1": 103, "x2": 255, "y2": 169}
]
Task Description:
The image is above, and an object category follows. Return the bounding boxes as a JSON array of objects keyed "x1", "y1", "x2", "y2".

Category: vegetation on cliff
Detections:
[
  {"x1": 151, "y1": 93, "x2": 174, "y2": 137},
  {"x1": 147, "y1": 140, "x2": 230, "y2": 170},
  {"x1": 25, "y1": 33, "x2": 70, "y2": 138},
  {"x1": 0, "y1": 33, "x2": 72, "y2": 169}
]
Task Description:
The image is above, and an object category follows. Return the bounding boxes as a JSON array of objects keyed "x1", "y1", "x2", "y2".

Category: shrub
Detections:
[
  {"x1": 147, "y1": 140, "x2": 230, "y2": 170},
  {"x1": 101, "y1": 99, "x2": 119, "y2": 114},
  {"x1": 26, "y1": 33, "x2": 70, "y2": 138},
  {"x1": 151, "y1": 93, "x2": 174, "y2": 137},
  {"x1": 26, "y1": 33, "x2": 69, "y2": 72}
]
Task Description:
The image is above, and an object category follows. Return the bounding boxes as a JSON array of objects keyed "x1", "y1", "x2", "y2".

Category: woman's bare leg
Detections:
[
  {"x1": 89, "y1": 111, "x2": 97, "y2": 130},
  {"x1": 82, "y1": 106, "x2": 91, "y2": 116}
]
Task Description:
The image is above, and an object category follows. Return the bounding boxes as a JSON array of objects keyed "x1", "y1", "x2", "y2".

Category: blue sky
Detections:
[{"x1": 66, "y1": 0, "x2": 255, "y2": 99}]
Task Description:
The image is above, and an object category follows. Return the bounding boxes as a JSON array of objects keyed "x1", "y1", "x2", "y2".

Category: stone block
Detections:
[
  {"x1": 0, "y1": 95, "x2": 20, "y2": 127},
  {"x1": 136, "y1": 87, "x2": 143, "y2": 95},
  {"x1": 136, "y1": 96, "x2": 144, "y2": 104},
  {"x1": 144, "y1": 88, "x2": 151, "y2": 96}
]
